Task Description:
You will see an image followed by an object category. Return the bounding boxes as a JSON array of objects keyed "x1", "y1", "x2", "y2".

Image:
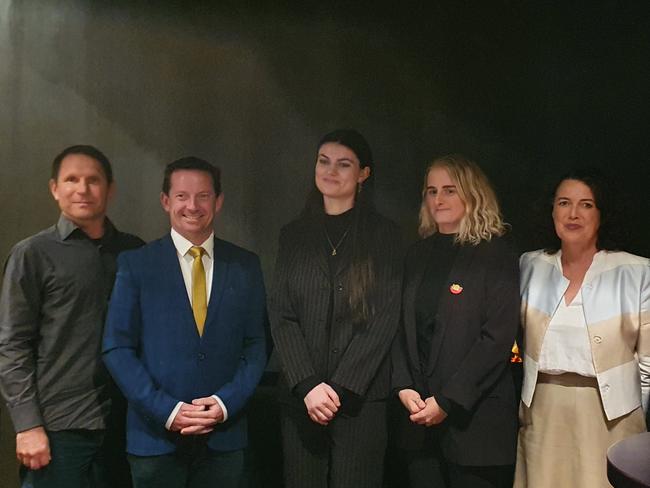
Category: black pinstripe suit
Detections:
[{"x1": 269, "y1": 210, "x2": 402, "y2": 488}]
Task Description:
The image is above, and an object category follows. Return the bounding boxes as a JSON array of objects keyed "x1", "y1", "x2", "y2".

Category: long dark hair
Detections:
[
  {"x1": 302, "y1": 129, "x2": 375, "y2": 325},
  {"x1": 540, "y1": 167, "x2": 629, "y2": 253}
]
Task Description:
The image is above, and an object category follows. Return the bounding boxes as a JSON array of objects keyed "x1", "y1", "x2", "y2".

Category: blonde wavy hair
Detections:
[{"x1": 418, "y1": 155, "x2": 507, "y2": 244}]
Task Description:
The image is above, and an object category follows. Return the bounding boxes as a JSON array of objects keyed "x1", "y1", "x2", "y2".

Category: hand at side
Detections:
[{"x1": 16, "y1": 426, "x2": 51, "y2": 470}]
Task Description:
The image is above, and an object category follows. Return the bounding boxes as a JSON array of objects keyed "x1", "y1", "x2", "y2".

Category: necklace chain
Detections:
[{"x1": 325, "y1": 227, "x2": 351, "y2": 256}]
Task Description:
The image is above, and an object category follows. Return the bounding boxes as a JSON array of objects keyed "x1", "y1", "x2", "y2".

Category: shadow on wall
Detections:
[{"x1": 1, "y1": 1, "x2": 650, "y2": 487}]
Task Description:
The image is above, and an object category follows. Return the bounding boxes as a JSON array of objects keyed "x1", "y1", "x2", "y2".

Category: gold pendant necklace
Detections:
[{"x1": 325, "y1": 227, "x2": 350, "y2": 256}]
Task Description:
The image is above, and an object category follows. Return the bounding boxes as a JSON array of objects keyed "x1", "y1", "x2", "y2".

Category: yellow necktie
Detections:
[{"x1": 188, "y1": 246, "x2": 207, "y2": 336}]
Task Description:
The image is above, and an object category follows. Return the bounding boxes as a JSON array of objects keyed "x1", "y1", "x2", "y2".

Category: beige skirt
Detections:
[{"x1": 514, "y1": 373, "x2": 646, "y2": 488}]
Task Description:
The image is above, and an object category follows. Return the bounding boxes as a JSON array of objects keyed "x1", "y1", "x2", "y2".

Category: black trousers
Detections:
[
  {"x1": 280, "y1": 401, "x2": 387, "y2": 488},
  {"x1": 404, "y1": 449, "x2": 514, "y2": 488},
  {"x1": 20, "y1": 430, "x2": 107, "y2": 488},
  {"x1": 128, "y1": 446, "x2": 243, "y2": 488}
]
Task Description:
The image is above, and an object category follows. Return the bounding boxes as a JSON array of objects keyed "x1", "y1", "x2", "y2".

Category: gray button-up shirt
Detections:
[{"x1": 0, "y1": 215, "x2": 143, "y2": 432}]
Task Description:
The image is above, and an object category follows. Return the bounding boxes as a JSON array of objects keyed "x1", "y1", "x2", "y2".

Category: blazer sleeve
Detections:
[
  {"x1": 391, "y1": 321, "x2": 415, "y2": 392},
  {"x1": 212, "y1": 254, "x2": 268, "y2": 417},
  {"x1": 441, "y1": 241, "x2": 520, "y2": 412},
  {"x1": 638, "y1": 262, "x2": 650, "y2": 412},
  {"x1": 269, "y1": 227, "x2": 318, "y2": 389},
  {"x1": 102, "y1": 253, "x2": 180, "y2": 426},
  {"x1": 330, "y1": 226, "x2": 403, "y2": 396}
]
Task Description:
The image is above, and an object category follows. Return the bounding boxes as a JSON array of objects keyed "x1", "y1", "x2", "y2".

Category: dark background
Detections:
[{"x1": 1, "y1": 1, "x2": 649, "y2": 486}]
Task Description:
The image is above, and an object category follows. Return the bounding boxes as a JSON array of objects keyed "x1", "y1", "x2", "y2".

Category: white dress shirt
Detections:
[
  {"x1": 164, "y1": 228, "x2": 228, "y2": 429},
  {"x1": 538, "y1": 254, "x2": 597, "y2": 377},
  {"x1": 171, "y1": 228, "x2": 215, "y2": 303},
  {"x1": 538, "y1": 290, "x2": 597, "y2": 377}
]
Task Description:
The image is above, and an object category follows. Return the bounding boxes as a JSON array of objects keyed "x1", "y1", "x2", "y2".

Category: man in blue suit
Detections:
[{"x1": 103, "y1": 157, "x2": 267, "y2": 488}]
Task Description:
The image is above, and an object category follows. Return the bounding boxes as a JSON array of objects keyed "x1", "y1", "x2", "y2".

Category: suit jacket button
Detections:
[
  {"x1": 593, "y1": 335, "x2": 602, "y2": 344},
  {"x1": 332, "y1": 348, "x2": 339, "y2": 354},
  {"x1": 198, "y1": 353, "x2": 206, "y2": 360},
  {"x1": 336, "y1": 284, "x2": 343, "y2": 292}
]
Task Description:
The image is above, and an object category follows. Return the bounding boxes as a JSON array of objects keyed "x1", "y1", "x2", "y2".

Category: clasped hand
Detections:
[
  {"x1": 170, "y1": 396, "x2": 224, "y2": 435},
  {"x1": 398, "y1": 389, "x2": 447, "y2": 426},
  {"x1": 304, "y1": 382, "x2": 341, "y2": 426}
]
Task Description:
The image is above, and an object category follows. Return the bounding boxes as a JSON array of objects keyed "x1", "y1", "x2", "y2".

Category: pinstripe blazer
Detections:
[
  {"x1": 269, "y1": 211, "x2": 402, "y2": 404},
  {"x1": 520, "y1": 249, "x2": 650, "y2": 420}
]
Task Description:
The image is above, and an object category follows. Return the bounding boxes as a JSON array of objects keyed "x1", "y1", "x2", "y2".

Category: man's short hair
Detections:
[
  {"x1": 162, "y1": 157, "x2": 222, "y2": 196},
  {"x1": 51, "y1": 145, "x2": 113, "y2": 184}
]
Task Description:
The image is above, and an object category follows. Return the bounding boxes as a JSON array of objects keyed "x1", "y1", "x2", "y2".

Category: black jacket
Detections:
[
  {"x1": 392, "y1": 234, "x2": 520, "y2": 466},
  {"x1": 270, "y1": 210, "x2": 402, "y2": 408}
]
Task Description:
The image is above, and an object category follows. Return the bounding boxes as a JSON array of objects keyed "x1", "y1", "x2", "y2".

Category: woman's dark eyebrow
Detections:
[{"x1": 555, "y1": 196, "x2": 595, "y2": 202}]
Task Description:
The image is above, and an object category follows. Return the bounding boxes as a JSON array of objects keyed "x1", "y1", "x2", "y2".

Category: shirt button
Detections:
[
  {"x1": 602, "y1": 384, "x2": 610, "y2": 392},
  {"x1": 198, "y1": 353, "x2": 206, "y2": 360},
  {"x1": 593, "y1": 335, "x2": 602, "y2": 344}
]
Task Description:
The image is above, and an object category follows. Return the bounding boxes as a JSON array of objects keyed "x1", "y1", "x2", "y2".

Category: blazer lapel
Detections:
[
  {"x1": 425, "y1": 243, "x2": 478, "y2": 375},
  {"x1": 403, "y1": 247, "x2": 429, "y2": 374},
  {"x1": 161, "y1": 235, "x2": 198, "y2": 334},
  {"x1": 333, "y1": 241, "x2": 354, "y2": 279},
  {"x1": 545, "y1": 251, "x2": 569, "y2": 313},
  {"x1": 305, "y1": 220, "x2": 330, "y2": 279},
  {"x1": 203, "y1": 238, "x2": 230, "y2": 331}
]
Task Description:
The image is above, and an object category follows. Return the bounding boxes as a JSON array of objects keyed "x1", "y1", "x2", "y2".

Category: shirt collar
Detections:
[
  {"x1": 170, "y1": 228, "x2": 214, "y2": 259},
  {"x1": 55, "y1": 214, "x2": 114, "y2": 241},
  {"x1": 555, "y1": 249, "x2": 606, "y2": 283}
]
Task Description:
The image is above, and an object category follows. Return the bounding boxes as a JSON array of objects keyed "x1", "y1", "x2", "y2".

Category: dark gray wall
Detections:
[{"x1": 1, "y1": 1, "x2": 649, "y2": 484}]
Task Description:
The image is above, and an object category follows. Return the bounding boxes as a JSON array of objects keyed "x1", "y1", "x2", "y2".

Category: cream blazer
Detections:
[{"x1": 520, "y1": 250, "x2": 650, "y2": 420}]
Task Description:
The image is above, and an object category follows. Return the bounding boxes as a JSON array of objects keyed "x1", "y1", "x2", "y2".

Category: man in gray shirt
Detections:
[{"x1": 0, "y1": 145, "x2": 143, "y2": 487}]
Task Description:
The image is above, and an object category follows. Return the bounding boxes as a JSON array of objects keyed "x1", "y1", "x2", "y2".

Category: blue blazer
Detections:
[{"x1": 103, "y1": 234, "x2": 267, "y2": 456}]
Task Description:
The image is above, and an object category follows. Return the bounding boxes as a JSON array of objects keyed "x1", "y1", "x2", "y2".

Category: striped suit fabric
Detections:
[{"x1": 269, "y1": 210, "x2": 402, "y2": 488}]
